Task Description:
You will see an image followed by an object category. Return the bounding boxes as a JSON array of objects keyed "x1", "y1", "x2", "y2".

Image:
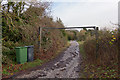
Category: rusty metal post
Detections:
[{"x1": 38, "y1": 27, "x2": 42, "y2": 53}]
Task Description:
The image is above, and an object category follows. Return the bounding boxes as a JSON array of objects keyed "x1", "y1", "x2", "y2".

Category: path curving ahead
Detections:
[{"x1": 16, "y1": 41, "x2": 81, "y2": 79}]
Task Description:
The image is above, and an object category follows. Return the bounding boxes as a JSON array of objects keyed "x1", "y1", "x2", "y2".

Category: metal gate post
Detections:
[
  {"x1": 38, "y1": 27, "x2": 42, "y2": 53},
  {"x1": 95, "y1": 27, "x2": 99, "y2": 59}
]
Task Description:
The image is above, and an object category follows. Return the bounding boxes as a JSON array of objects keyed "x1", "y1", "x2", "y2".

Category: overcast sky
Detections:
[{"x1": 50, "y1": 0, "x2": 119, "y2": 30}]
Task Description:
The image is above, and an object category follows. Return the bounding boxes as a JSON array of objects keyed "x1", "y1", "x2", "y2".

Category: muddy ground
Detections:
[{"x1": 9, "y1": 41, "x2": 83, "y2": 79}]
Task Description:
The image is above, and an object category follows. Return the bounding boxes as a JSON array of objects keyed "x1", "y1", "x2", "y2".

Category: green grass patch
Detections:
[
  {"x1": 21, "y1": 59, "x2": 43, "y2": 70},
  {"x1": 3, "y1": 68, "x2": 10, "y2": 75}
]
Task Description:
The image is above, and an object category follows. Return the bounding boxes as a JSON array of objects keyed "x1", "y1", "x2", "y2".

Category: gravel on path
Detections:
[{"x1": 16, "y1": 41, "x2": 81, "y2": 79}]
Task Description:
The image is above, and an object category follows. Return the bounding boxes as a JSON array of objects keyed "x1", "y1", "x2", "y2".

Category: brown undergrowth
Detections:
[{"x1": 79, "y1": 29, "x2": 118, "y2": 78}]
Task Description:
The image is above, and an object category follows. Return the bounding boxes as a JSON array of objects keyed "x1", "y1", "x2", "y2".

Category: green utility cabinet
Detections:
[{"x1": 15, "y1": 47, "x2": 27, "y2": 64}]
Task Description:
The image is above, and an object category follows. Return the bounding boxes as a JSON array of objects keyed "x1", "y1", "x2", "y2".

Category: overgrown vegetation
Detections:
[
  {"x1": 2, "y1": 1, "x2": 68, "y2": 77},
  {"x1": 1, "y1": 1, "x2": 119, "y2": 78},
  {"x1": 66, "y1": 30, "x2": 79, "y2": 40},
  {"x1": 78, "y1": 28, "x2": 118, "y2": 78}
]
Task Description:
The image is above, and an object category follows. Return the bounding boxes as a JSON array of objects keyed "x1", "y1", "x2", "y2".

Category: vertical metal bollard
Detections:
[
  {"x1": 95, "y1": 27, "x2": 99, "y2": 59},
  {"x1": 38, "y1": 27, "x2": 42, "y2": 53}
]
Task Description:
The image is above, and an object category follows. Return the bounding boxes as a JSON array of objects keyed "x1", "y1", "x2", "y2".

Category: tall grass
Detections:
[
  {"x1": 83, "y1": 29, "x2": 118, "y2": 75},
  {"x1": 78, "y1": 29, "x2": 118, "y2": 78}
]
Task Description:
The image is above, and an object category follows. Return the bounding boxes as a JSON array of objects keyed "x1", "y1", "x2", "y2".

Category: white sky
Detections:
[{"x1": 51, "y1": 0, "x2": 120, "y2": 30}]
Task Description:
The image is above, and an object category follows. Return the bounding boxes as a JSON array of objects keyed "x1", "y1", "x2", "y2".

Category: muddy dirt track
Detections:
[{"x1": 12, "y1": 41, "x2": 82, "y2": 79}]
